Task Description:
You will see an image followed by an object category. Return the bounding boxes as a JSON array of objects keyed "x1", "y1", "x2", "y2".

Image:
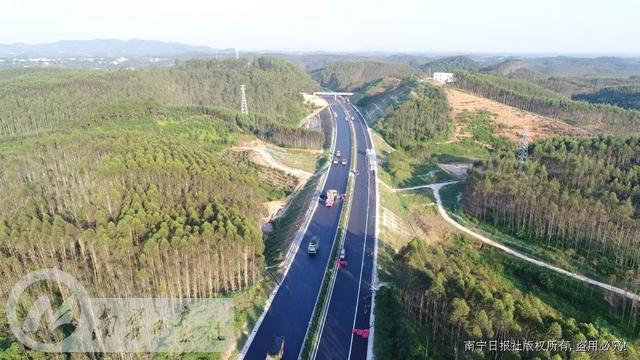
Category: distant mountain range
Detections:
[
  {"x1": 481, "y1": 56, "x2": 640, "y2": 78},
  {"x1": 0, "y1": 39, "x2": 232, "y2": 57},
  {"x1": 413, "y1": 55, "x2": 640, "y2": 78}
]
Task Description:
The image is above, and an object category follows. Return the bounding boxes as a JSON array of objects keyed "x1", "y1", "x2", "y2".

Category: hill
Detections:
[
  {"x1": 373, "y1": 83, "x2": 451, "y2": 149},
  {"x1": 463, "y1": 136, "x2": 640, "y2": 284},
  {"x1": 527, "y1": 56, "x2": 640, "y2": 78},
  {"x1": 311, "y1": 60, "x2": 421, "y2": 91},
  {"x1": 484, "y1": 59, "x2": 640, "y2": 98},
  {"x1": 453, "y1": 70, "x2": 640, "y2": 135},
  {"x1": 573, "y1": 85, "x2": 640, "y2": 110},
  {"x1": 421, "y1": 55, "x2": 482, "y2": 73},
  {"x1": 0, "y1": 39, "x2": 224, "y2": 57},
  {"x1": 352, "y1": 77, "x2": 420, "y2": 122},
  {"x1": 443, "y1": 86, "x2": 585, "y2": 142},
  {"x1": 0, "y1": 103, "x2": 302, "y2": 354},
  {"x1": 0, "y1": 57, "x2": 319, "y2": 140},
  {"x1": 0, "y1": 58, "x2": 328, "y2": 356},
  {"x1": 484, "y1": 56, "x2": 640, "y2": 78},
  {"x1": 260, "y1": 53, "x2": 432, "y2": 71},
  {"x1": 483, "y1": 59, "x2": 548, "y2": 81}
]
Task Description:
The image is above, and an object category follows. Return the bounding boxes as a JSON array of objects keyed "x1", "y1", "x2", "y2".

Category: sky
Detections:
[{"x1": 1, "y1": 0, "x2": 639, "y2": 54}]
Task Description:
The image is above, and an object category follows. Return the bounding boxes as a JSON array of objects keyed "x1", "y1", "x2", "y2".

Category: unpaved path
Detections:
[
  {"x1": 397, "y1": 181, "x2": 640, "y2": 302},
  {"x1": 236, "y1": 144, "x2": 314, "y2": 182}
]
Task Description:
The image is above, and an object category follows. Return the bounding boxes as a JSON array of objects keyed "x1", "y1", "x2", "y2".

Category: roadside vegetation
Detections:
[
  {"x1": 374, "y1": 83, "x2": 451, "y2": 149},
  {"x1": 462, "y1": 136, "x2": 640, "y2": 289},
  {"x1": 453, "y1": 71, "x2": 640, "y2": 135},
  {"x1": 0, "y1": 57, "x2": 321, "y2": 145},
  {"x1": 377, "y1": 235, "x2": 640, "y2": 359},
  {"x1": 0, "y1": 110, "x2": 278, "y2": 355},
  {"x1": 0, "y1": 57, "x2": 328, "y2": 358},
  {"x1": 311, "y1": 60, "x2": 421, "y2": 92},
  {"x1": 357, "y1": 64, "x2": 640, "y2": 359},
  {"x1": 353, "y1": 78, "x2": 420, "y2": 122}
]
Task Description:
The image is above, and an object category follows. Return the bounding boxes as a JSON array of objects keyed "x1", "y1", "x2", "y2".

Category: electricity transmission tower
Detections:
[
  {"x1": 240, "y1": 85, "x2": 249, "y2": 115},
  {"x1": 517, "y1": 127, "x2": 529, "y2": 165}
]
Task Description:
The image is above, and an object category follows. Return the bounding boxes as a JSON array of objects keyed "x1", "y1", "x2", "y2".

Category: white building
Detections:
[{"x1": 433, "y1": 72, "x2": 454, "y2": 84}]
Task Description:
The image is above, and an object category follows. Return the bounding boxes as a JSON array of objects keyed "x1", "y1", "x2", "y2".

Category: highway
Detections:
[
  {"x1": 242, "y1": 97, "x2": 353, "y2": 359},
  {"x1": 314, "y1": 102, "x2": 377, "y2": 360}
]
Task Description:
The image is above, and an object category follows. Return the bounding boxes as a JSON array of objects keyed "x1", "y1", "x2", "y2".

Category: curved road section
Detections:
[
  {"x1": 242, "y1": 97, "x2": 353, "y2": 359},
  {"x1": 315, "y1": 102, "x2": 378, "y2": 360},
  {"x1": 427, "y1": 182, "x2": 640, "y2": 303}
]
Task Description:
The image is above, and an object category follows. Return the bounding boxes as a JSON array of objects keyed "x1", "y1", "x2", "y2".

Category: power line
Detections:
[
  {"x1": 240, "y1": 84, "x2": 249, "y2": 115},
  {"x1": 517, "y1": 127, "x2": 529, "y2": 165}
]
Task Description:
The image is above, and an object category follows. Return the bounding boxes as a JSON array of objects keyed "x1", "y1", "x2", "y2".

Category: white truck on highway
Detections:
[{"x1": 325, "y1": 189, "x2": 338, "y2": 208}]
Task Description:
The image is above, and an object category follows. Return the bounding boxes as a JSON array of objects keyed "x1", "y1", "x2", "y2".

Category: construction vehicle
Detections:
[
  {"x1": 308, "y1": 237, "x2": 319, "y2": 255},
  {"x1": 325, "y1": 189, "x2": 338, "y2": 207},
  {"x1": 266, "y1": 336, "x2": 285, "y2": 359}
]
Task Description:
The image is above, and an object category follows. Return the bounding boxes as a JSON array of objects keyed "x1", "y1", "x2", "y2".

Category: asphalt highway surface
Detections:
[
  {"x1": 243, "y1": 97, "x2": 355, "y2": 359},
  {"x1": 315, "y1": 101, "x2": 377, "y2": 360}
]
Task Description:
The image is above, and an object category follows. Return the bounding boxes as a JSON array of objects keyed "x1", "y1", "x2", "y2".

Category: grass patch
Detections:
[
  {"x1": 263, "y1": 171, "x2": 324, "y2": 265},
  {"x1": 374, "y1": 287, "x2": 426, "y2": 360},
  {"x1": 232, "y1": 279, "x2": 276, "y2": 355},
  {"x1": 439, "y1": 180, "x2": 640, "y2": 295},
  {"x1": 438, "y1": 181, "x2": 464, "y2": 211},
  {"x1": 267, "y1": 145, "x2": 322, "y2": 174},
  {"x1": 356, "y1": 78, "x2": 419, "y2": 121}
]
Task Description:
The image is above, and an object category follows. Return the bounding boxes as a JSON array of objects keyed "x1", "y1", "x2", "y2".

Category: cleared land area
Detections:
[
  {"x1": 232, "y1": 139, "x2": 321, "y2": 182},
  {"x1": 442, "y1": 85, "x2": 587, "y2": 141}
]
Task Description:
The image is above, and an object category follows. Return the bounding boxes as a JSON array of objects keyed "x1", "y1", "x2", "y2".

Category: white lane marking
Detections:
[
  {"x1": 308, "y1": 101, "x2": 356, "y2": 359},
  {"x1": 366, "y1": 126, "x2": 380, "y2": 360},
  {"x1": 239, "y1": 100, "x2": 338, "y2": 359},
  {"x1": 350, "y1": 103, "x2": 382, "y2": 360},
  {"x1": 347, "y1": 107, "x2": 374, "y2": 360}
]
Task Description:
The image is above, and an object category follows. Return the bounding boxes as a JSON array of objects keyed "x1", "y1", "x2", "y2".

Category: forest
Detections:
[
  {"x1": 453, "y1": 71, "x2": 640, "y2": 135},
  {"x1": 517, "y1": 75, "x2": 640, "y2": 99},
  {"x1": 0, "y1": 56, "x2": 327, "y2": 357},
  {"x1": 0, "y1": 57, "x2": 319, "y2": 140},
  {"x1": 462, "y1": 136, "x2": 640, "y2": 285},
  {"x1": 0, "y1": 105, "x2": 300, "y2": 357},
  {"x1": 311, "y1": 60, "x2": 421, "y2": 91},
  {"x1": 373, "y1": 83, "x2": 452, "y2": 149},
  {"x1": 485, "y1": 57, "x2": 640, "y2": 78},
  {"x1": 488, "y1": 63, "x2": 640, "y2": 104},
  {"x1": 420, "y1": 56, "x2": 482, "y2": 74},
  {"x1": 573, "y1": 85, "x2": 640, "y2": 110},
  {"x1": 378, "y1": 236, "x2": 639, "y2": 359}
]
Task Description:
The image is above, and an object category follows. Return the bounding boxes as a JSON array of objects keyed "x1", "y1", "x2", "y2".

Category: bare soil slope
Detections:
[{"x1": 443, "y1": 86, "x2": 588, "y2": 141}]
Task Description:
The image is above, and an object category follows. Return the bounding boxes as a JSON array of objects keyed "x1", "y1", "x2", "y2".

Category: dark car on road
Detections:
[
  {"x1": 308, "y1": 236, "x2": 319, "y2": 255},
  {"x1": 266, "y1": 336, "x2": 284, "y2": 359}
]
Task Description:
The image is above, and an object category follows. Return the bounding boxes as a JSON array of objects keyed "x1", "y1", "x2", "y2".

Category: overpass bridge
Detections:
[{"x1": 313, "y1": 91, "x2": 354, "y2": 99}]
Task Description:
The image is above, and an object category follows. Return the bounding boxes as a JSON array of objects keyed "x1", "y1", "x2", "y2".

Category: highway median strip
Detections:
[
  {"x1": 301, "y1": 105, "x2": 359, "y2": 360},
  {"x1": 237, "y1": 106, "x2": 337, "y2": 359}
]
